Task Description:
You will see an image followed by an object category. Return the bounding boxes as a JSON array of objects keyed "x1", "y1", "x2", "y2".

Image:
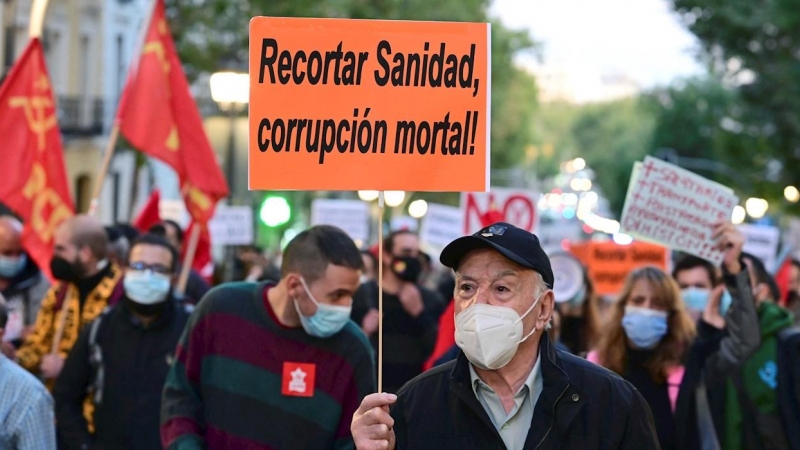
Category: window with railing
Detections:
[{"x1": 58, "y1": 96, "x2": 106, "y2": 135}]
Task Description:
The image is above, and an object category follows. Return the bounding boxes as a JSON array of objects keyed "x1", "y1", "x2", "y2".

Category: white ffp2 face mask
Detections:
[{"x1": 454, "y1": 295, "x2": 541, "y2": 370}]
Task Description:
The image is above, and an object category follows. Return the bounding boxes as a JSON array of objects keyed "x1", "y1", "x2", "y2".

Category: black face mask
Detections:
[
  {"x1": 123, "y1": 295, "x2": 168, "y2": 318},
  {"x1": 50, "y1": 256, "x2": 83, "y2": 282},
  {"x1": 391, "y1": 256, "x2": 422, "y2": 283}
]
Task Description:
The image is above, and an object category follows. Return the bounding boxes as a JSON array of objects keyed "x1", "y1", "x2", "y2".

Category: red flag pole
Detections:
[{"x1": 177, "y1": 224, "x2": 201, "y2": 297}]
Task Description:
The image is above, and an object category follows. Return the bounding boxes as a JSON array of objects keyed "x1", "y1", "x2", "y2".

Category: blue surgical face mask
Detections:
[
  {"x1": 720, "y1": 289, "x2": 733, "y2": 316},
  {"x1": 0, "y1": 254, "x2": 26, "y2": 278},
  {"x1": 124, "y1": 270, "x2": 171, "y2": 305},
  {"x1": 622, "y1": 305, "x2": 669, "y2": 350},
  {"x1": 681, "y1": 287, "x2": 710, "y2": 312},
  {"x1": 294, "y1": 277, "x2": 352, "y2": 338}
]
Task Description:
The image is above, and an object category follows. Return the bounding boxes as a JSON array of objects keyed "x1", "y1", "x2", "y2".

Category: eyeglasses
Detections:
[{"x1": 127, "y1": 261, "x2": 172, "y2": 275}]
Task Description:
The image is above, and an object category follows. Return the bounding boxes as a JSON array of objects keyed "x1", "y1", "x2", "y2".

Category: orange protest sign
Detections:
[
  {"x1": 248, "y1": 18, "x2": 491, "y2": 192},
  {"x1": 570, "y1": 241, "x2": 668, "y2": 297}
]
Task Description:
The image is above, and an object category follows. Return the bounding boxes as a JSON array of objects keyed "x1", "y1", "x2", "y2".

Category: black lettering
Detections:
[
  {"x1": 337, "y1": 120, "x2": 350, "y2": 152},
  {"x1": 417, "y1": 121, "x2": 431, "y2": 154},
  {"x1": 277, "y1": 51, "x2": 291, "y2": 84},
  {"x1": 259, "y1": 38, "x2": 277, "y2": 83},
  {"x1": 356, "y1": 52, "x2": 369, "y2": 85},
  {"x1": 308, "y1": 51, "x2": 322, "y2": 84},
  {"x1": 374, "y1": 41, "x2": 391, "y2": 86},
  {"x1": 257, "y1": 118, "x2": 271, "y2": 151},
  {"x1": 292, "y1": 51, "x2": 307, "y2": 84},
  {"x1": 391, "y1": 53, "x2": 405, "y2": 86},
  {"x1": 272, "y1": 119, "x2": 285, "y2": 150},
  {"x1": 395, "y1": 121, "x2": 416, "y2": 154}
]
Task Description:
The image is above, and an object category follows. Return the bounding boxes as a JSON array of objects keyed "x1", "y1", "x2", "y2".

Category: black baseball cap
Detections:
[{"x1": 439, "y1": 222, "x2": 554, "y2": 289}]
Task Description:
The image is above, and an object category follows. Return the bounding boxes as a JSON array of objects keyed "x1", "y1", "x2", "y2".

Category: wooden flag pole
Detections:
[
  {"x1": 28, "y1": 0, "x2": 50, "y2": 38},
  {"x1": 377, "y1": 191, "x2": 385, "y2": 392},
  {"x1": 87, "y1": 122, "x2": 121, "y2": 216},
  {"x1": 28, "y1": 0, "x2": 68, "y2": 361},
  {"x1": 176, "y1": 225, "x2": 201, "y2": 297}
]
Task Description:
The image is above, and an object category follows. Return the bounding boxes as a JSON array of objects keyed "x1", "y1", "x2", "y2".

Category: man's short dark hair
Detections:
[
  {"x1": 383, "y1": 230, "x2": 417, "y2": 254},
  {"x1": 114, "y1": 223, "x2": 140, "y2": 242},
  {"x1": 672, "y1": 254, "x2": 719, "y2": 287},
  {"x1": 149, "y1": 220, "x2": 184, "y2": 245},
  {"x1": 128, "y1": 233, "x2": 179, "y2": 273},
  {"x1": 282, "y1": 225, "x2": 364, "y2": 283},
  {"x1": 743, "y1": 252, "x2": 780, "y2": 301},
  {"x1": 0, "y1": 301, "x2": 7, "y2": 329}
]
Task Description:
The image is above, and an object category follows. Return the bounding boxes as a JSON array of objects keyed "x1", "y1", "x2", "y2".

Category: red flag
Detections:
[
  {"x1": 183, "y1": 221, "x2": 213, "y2": 285},
  {"x1": 0, "y1": 39, "x2": 74, "y2": 280},
  {"x1": 133, "y1": 189, "x2": 162, "y2": 233},
  {"x1": 117, "y1": 0, "x2": 228, "y2": 224}
]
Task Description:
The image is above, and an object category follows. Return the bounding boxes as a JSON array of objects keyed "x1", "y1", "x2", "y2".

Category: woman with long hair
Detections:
[
  {"x1": 559, "y1": 272, "x2": 604, "y2": 356},
  {"x1": 588, "y1": 266, "x2": 696, "y2": 450}
]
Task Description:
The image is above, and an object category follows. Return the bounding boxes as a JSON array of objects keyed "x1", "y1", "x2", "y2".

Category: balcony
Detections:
[{"x1": 58, "y1": 96, "x2": 107, "y2": 136}]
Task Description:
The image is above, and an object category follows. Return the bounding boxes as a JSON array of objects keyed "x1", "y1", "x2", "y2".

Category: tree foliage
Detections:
[{"x1": 669, "y1": 0, "x2": 800, "y2": 202}]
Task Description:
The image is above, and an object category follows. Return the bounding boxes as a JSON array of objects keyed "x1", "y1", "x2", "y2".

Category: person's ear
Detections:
[
  {"x1": 536, "y1": 290, "x2": 555, "y2": 330},
  {"x1": 285, "y1": 273, "x2": 303, "y2": 299}
]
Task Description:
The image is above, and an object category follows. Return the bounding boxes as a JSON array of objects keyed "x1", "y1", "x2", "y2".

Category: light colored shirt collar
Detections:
[{"x1": 469, "y1": 354, "x2": 542, "y2": 412}]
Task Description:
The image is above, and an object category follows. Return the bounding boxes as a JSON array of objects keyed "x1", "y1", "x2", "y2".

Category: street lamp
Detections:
[
  {"x1": 408, "y1": 199, "x2": 428, "y2": 218},
  {"x1": 384, "y1": 191, "x2": 406, "y2": 207},
  {"x1": 210, "y1": 71, "x2": 249, "y2": 204},
  {"x1": 785, "y1": 186, "x2": 800, "y2": 203},
  {"x1": 745, "y1": 197, "x2": 769, "y2": 219}
]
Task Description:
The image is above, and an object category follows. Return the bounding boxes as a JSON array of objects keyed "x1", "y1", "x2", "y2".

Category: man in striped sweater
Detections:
[{"x1": 161, "y1": 225, "x2": 375, "y2": 449}]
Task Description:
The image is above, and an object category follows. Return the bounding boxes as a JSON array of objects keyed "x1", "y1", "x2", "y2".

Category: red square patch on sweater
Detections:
[{"x1": 282, "y1": 362, "x2": 315, "y2": 397}]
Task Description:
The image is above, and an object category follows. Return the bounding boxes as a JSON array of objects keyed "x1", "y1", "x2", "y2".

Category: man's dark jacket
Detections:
[
  {"x1": 53, "y1": 296, "x2": 192, "y2": 450},
  {"x1": 391, "y1": 333, "x2": 660, "y2": 449}
]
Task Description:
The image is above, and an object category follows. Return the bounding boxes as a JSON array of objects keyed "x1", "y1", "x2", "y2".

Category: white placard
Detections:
[
  {"x1": 208, "y1": 206, "x2": 254, "y2": 245},
  {"x1": 391, "y1": 216, "x2": 418, "y2": 232},
  {"x1": 419, "y1": 203, "x2": 464, "y2": 257},
  {"x1": 310, "y1": 199, "x2": 370, "y2": 243},
  {"x1": 740, "y1": 224, "x2": 780, "y2": 272},
  {"x1": 461, "y1": 188, "x2": 541, "y2": 235},
  {"x1": 620, "y1": 157, "x2": 738, "y2": 265}
]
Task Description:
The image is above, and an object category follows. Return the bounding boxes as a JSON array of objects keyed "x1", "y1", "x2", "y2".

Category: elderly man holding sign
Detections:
[{"x1": 352, "y1": 222, "x2": 659, "y2": 449}]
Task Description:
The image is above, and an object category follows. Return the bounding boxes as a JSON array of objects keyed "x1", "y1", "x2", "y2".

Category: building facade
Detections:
[{"x1": 1, "y1": 0, "x2": 153, "y2": 223}]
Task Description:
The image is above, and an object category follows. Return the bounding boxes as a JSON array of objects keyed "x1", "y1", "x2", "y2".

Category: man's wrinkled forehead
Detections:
[{"x1": 455, "y1": 248, "x2": 532, "y2": 275}]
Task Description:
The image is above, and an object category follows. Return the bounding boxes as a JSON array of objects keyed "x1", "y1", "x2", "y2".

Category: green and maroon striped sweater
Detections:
[{"x1": 161, "y1": 282, "x2": 375, "y2": 449}]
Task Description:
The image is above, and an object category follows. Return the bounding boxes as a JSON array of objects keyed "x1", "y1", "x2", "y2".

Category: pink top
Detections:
[{"x1": 586, "y1": 351, "x2": 684, "y2": 412}]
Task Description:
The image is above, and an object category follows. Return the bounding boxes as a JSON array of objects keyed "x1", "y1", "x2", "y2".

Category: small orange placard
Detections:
[
  {"x1": 248, "y1": 17, "x2": 491, "y2": 192},
  {"x1": 570, "y1": 241, "x2": 668, "y2": 297}
]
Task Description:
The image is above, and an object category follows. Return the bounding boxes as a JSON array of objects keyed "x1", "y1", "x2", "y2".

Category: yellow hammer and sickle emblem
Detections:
[
  {"x1": 9, "y1": 74, "x2": 57, "y2": 152},
  {"x1": 182, "y1": 184, "x2": 213, "y2": 214},
  {"x1": 22, "y1": 164, "x2": 72, "y2": 243}
]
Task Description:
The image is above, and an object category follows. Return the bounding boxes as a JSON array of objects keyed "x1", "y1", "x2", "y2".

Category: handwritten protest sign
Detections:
[
  {"x1": 620, "y1": 156, "x2": 738, "y2": 265},
  {"x1": 310, "y1": 199, "x2": 370, "y2": 243},
  {"x1": 570, "y1": 241, "x2": 668, "y2": 296},
  {"x1": 249, "y1": 18, "x2": 491, "y2": 192},
  {"x1": 461, "y1": 189, "x2": 541, "y2": 234}
]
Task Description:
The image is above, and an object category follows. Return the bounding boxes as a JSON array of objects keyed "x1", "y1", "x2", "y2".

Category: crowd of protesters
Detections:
[{"x1": 0, "y1": 212, "x2": 799, "y2": 450}]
